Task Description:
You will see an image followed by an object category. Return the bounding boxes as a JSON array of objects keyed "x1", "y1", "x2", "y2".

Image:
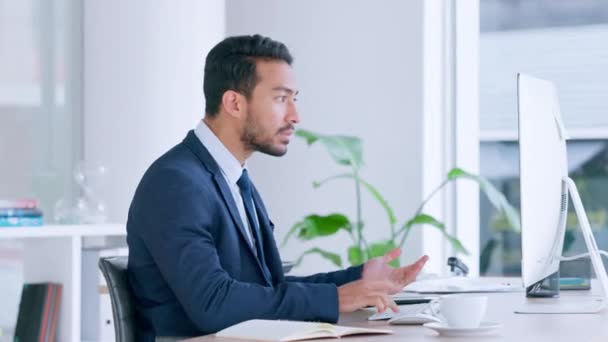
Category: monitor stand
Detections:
[
  {"x1": 526, "y1": 270, "x2": 560, "y2": 298},
  {"x1": 563, "y1": 177, "x2": 608, "y2": 297},
  {"x1": 519, "y1": 177, "x2": 608, "y2": 313}
]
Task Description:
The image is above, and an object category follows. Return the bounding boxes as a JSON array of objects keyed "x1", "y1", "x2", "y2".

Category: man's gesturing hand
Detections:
[
  {"x1": 362, "y1": 249, "x2": 428, "y2": 294},
  {"x1": 337, "y1": 280, "x2": 399, "y2": 314}
]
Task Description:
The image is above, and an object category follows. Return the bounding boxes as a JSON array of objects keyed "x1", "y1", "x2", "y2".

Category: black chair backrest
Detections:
[{"x1": 98, "y1": 256, "x2": 136, "y2": 342}]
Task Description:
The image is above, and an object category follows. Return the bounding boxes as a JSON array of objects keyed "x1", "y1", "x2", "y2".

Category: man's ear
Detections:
[{"x1": 221, "y1": 90, "x2": 246, "y2": 119}]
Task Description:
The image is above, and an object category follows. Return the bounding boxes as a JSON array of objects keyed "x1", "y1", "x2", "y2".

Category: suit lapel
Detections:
[{"x1": 182, "y1": 131, "x2": 273, "y2": 283}]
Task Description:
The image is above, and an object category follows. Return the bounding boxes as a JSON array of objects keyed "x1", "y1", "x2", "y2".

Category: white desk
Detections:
[
  {"x1": 187, "y1": 282, "x2": 608, "y2": 342},
  {"x1": 0, "y1": 224, "x2": 126, "y2": 342}
]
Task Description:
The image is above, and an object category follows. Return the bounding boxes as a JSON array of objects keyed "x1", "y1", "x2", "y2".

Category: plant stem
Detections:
[
  {"x1": 398, "y1": 226, "x2": 411, "y2": 249},
  {"x1": 348, "y1": 225, "x2": 358, "y2": 245},
  {"x1": 360, "y1": 233, "x2": 370, "y2": 252},
  {"x1": 353, "y1": 169, "x2": 368, "y2": 256},
  {"x1": 397, "y1": 178, "x2": 450, "y2": 247},
  {"x1": 416, "y1": 179, "x2": 449, "y2": 217}
]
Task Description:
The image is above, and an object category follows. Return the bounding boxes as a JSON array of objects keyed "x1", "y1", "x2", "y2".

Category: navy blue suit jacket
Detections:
[{"x1": 127, "y1": 131, "x2": 363, "y2": 340}]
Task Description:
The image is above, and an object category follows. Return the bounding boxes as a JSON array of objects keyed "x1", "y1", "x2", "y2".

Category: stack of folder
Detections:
[{"x1": 14, "y1": 283, "x2": 62, "y2": 342}]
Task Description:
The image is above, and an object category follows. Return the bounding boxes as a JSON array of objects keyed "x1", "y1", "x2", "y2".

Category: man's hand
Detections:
[
  {"x1": 337, "y1": 250, "x2": 428, "y2": 314},
  {"x1": 362, "y1": 248, "x2": 428, "y2": 294},
  {"x1": 337, "y1": 279, "x2": 399, "y2": 313}
]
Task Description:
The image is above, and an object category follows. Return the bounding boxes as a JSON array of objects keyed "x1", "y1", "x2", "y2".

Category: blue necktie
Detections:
[{"x1": 237, "y1": 169, "x2": 272, "y2": 283}]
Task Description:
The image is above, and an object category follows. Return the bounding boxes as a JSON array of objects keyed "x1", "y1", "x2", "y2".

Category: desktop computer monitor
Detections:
[
  {"x1": 518, "y1": 73, "x2": 568, "y2": 296},
  {"x1": 518, "y1": 73, "x2": 608, "y2": 301}
]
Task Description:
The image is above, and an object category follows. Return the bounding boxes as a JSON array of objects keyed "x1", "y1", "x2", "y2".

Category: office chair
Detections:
[
  {"x1": 98, "y1": 256, "x2": 136, "y2": 342},
  {"x1": 98, "y1": 256, "x2": 182, "y2": 342}
]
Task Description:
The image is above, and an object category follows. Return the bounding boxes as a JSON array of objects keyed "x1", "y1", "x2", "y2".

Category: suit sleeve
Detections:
[
  {"x1": 285, "y1": 266, "x2": 363, "y2": 286},
  {"x1": 132, "y1": 167, "x2": 339, "y2": 334}
]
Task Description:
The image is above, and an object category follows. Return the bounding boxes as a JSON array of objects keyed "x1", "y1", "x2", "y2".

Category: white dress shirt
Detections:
[{"x1": 194, "y1": 120, "x2": 258, "y2": 251}]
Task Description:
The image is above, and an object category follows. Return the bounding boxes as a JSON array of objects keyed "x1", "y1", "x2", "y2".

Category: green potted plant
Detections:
[{"x1": 282, "y1": 129, "x2": 520, "y2": 269}]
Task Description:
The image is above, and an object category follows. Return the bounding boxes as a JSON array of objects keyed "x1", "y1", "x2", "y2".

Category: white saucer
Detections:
[{"x1": 423, "y1": 321, "x2": 502, "y2": 336}]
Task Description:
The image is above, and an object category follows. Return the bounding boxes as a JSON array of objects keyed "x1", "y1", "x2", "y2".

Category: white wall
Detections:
[
  {"x1": 226, "y1": 0, "x2": 428, "y2": 275},
  {"x1": 83, "y1": 1, "x2": 225, "y2": 222}
]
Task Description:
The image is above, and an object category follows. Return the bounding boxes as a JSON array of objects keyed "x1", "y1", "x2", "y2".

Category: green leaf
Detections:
[
  {"x1": 447, "y1": 167, "x2": 474, "y2": 180},
  {"x1": 295, "y1": 129, "x2": 363, "y2": 170},
  {"x1": 404, "y1": 213, "x2": 469, "y2": 255},
  {"x1": 446, "y1": 167, "x2": 521, "y2": 232},
  {"x1": 295, "y1": 214, "x2": 352, "y2": 241},
  {"x1": 313, "y1": 173, "x2": 397, "y2": 226},
  {"x1": 321, "y1": 136, "x2": 363, "y2": 169},
  {"x1": 478, "y1": 178, "x2": 521, "y2": 232},
  {"x1": 294, "y1": 247, "x2": 342, "y2": 267},
  {"x1": 281, "y1": 221, "x2": 305, "y2": 247},
  {"x1": 368, "y1": 240, "x2": 397, "y2": 258},
  {"x1": 348, "y1": 245, "x2": 364, "y2": 266},
  {"x1": 358, "y1": 179, "x2": 397, "y2": 225},
  {"x1": 446, "y1": 235, "x2": 469, "y2": 255},
  {"x1": 405, "y1": 213, "x2": 445, "y2": 230},
  {"x1": 295, "y1": 129, "x2": 319, "y2": 145}
]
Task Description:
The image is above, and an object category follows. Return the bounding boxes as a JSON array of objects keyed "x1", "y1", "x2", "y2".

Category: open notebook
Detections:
[{"x1": 215, "y1": 319, "x2": 392, "y2": 341}]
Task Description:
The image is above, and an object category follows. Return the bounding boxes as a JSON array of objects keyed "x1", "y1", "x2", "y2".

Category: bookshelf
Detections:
[{"x1": 0, "y1": 224, "x2": 126, "y2": 342}]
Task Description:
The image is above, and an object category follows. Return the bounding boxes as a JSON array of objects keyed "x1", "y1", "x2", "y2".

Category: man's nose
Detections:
[{"x1": 288, "y1": 100, "x2": 300, "y2": 124}]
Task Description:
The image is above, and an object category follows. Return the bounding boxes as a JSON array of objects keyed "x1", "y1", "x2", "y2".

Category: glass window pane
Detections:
[
  {"x1": 480, "y1": 0, "x2": 608, "y2": 276},
  {"x1": 0, "y1": 0, "x2": 76, "y2": 214},
  {"x1": 480, "y1": 141, "x2": 608, "y2": 276},
  {"x1": 0, "y1": 0, "x2": 78, "y2": 333}
]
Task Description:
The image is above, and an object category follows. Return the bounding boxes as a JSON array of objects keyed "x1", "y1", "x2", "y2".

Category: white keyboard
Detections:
[
  {"x1": 404, "y1": 277, "x2": 523, "y2": 294},
  {"x1": 367, "y1": 303, "x2": 431, "y2": 321}
]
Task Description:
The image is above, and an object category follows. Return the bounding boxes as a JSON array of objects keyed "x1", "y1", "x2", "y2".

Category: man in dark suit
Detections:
[{"x1": 127, "y1": 34, "x2": 428, "y2": 341}]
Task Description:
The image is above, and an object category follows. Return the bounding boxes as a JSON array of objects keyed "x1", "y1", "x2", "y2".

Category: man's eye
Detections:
[{"x1": 277, "y1": 96, "x2": 287, "y2": 102}]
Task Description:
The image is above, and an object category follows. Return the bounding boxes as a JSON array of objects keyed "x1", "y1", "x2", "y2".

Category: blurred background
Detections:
[{"x1": 0, "y1": 0, "x2": 607, "y2": 340}]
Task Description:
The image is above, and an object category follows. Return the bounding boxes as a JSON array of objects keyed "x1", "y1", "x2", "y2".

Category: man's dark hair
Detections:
[{"x1": 203, "y1": 34, "x2": 293, "y2": 117}]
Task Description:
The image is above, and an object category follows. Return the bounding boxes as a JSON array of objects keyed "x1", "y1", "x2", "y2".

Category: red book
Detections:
[
  {"x1": 0, "y1": 199, "x2": 39, "y2": 209},
  {"x1": 38, "y1": 285, "x2": 52, "y2": 342}
]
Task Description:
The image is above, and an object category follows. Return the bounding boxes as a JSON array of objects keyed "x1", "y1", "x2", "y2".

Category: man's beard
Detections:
[{"x1": 241, "y1": 112, "x2": 292, "y2": 157}]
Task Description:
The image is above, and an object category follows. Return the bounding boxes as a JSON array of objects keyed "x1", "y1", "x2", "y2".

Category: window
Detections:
[
  {"x1": 0, "y1": 0, "x2": 79, "y2": 215},
  {"x1": 479, "y1": 0, "x2": 608, "y2": 275},
  {"x1": 0, "y1": 0, "x2": 80, "y2": 331}
]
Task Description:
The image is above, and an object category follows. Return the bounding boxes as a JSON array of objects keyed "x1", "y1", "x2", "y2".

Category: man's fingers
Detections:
[
  {"x1": 416, "y1": 255, "x2": 429, "y2": 267},
  {"x1": 385, "y1": 294, "x2": 399, "y2": 313},
  {"x1": 388, "y1": 282, "x2": 403, "y2": 294},
  {"x1": 403, "y1": 255, "x2": 429, "y2": 282},
  {"x1": 383, "y1": 248, "x2": 402, "y2": 263},
  {"x1": 389, "y1": 255, "x2": 429, "y2": 286},
  {"x1": 411, "y1": 255, "x2": 429, "y2": 274},
  {"x1": 366, "y1": 280, "x2": 396, "y2": 291},
  {"x1": 375, "y1": 297, "x2": 386, "y2": 313}
]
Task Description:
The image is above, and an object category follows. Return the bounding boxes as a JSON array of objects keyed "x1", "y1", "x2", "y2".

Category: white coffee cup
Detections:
[{"x1": 430, "y1": 294, "x2": 488, "y2": 328}]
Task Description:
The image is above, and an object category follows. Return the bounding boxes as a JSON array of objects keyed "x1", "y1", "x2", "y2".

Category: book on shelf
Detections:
[
  {"x1": 14, "y1": 283, "x2": 62, "y2": 342},
  {"x1": 0, "y1": 199, "x2": 38, "y2": 209},
  {"x1": 0, "y1": 216, "x2": 43, "y2": 227},
  {"x1": 0, "y1": 198, "x2": 43, "y2": 227},
  {"x1": 212, "y1": 319, "x2": 392, "y2": 342},
  {"x1": 0, "y1": 208, "x2": 43, "y2": 217}
]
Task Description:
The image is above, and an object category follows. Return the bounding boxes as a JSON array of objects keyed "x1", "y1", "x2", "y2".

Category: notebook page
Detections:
[{"x1": 216, "y1": 320, "x2": 335, "y2": 341}]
